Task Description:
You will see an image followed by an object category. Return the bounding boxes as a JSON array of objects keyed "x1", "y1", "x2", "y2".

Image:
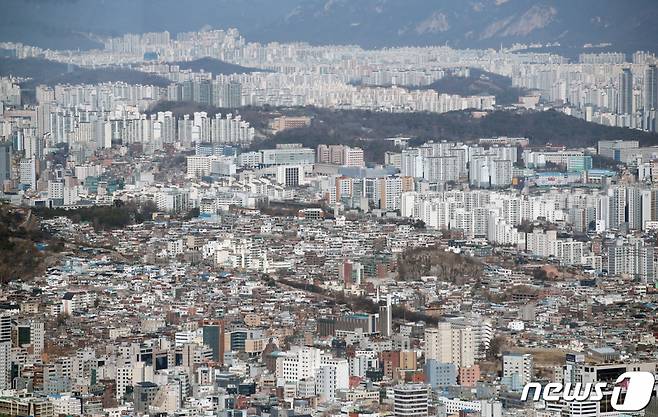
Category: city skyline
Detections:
[{"x1": 1, "y1": 3, "x2": 658, "y2": 417}]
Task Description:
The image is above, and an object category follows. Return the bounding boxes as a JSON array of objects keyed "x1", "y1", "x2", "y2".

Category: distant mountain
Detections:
[
  {"x1": 253, "y1": 0, "x2": 658, "y2": 52},
  {"x1": 0, "y1": 0, "x2": 657, "y2": 54}
]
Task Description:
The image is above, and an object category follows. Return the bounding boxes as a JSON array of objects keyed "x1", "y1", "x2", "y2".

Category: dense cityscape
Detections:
[{"x1": 1, "y1": 2, "x2": 658, "y2": 417}]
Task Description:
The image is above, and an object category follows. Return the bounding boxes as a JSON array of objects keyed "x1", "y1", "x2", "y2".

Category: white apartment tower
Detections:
[
  {"x1": 502, "y1": 353, "x2": 533, "y2": 385},
  {"x1": 424, "y1": 322, "x2": 474, "y2": 368}
]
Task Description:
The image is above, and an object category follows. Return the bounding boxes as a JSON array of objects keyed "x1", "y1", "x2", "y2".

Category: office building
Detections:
[
  {"x1": 424, "y1": 360, "x2": 456, "y2": 389},
  {"x1": 134, "y1": 381, "x2": 159, "y2": 414},
  {"x1": 276, "y1": 165, "x2": 305, "y2": 187},
  {"x1": 276, "y1": 346, "x2": 322, "y2": 382},
  {"x1": 261, "y1": 144, "x2": 315, "y2": 166},
  {"x1": 393, "y1": 384, "x2": 429, "y2": 417},
  {"x1": 202, "y1": 320, "x2": 225, "y2": 365}
]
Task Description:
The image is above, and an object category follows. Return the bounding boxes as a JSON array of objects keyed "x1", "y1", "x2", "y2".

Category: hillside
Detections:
[
  {"x1": 420, "y1": 69, "x2": 529, "y2": 105},
  {"x1": 0, "y1": 58, "x2": 171, "y2": 102},
  {"x1": 146, "y1": 101, "x2": 658, "y2": 164},
  {"x1": 0, "y1": 205, "x2": 50, "y2": 284},
  {"x1": 172, "y1": 58, "x2": 264, "y2": 75},
  {"x1": 255, "y1": 108, "x2": 658, "y2": 163}
]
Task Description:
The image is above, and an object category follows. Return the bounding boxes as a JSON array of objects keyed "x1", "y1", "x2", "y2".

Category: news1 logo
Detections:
[{"x1": 521, "y1": 372, "x2": 656, "y2": 412}]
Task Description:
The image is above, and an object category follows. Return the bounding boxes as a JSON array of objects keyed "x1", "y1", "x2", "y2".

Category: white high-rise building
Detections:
[
  {"x1": 469, "y1": 154, "x2": 491, "y2": 188},
  {"x1": 276, "y1": 165, "x2": 305, "y2": 187},
  {"x1": 349, "y1": 351, "x2": 378, "y2": 378},
  {"x1": 551, "y1": 239, "x2": 585, "y2": 265},
  {"x1": 525, "y1": 229, "x2": 557, "y2": 257},
  {"x1": 378, "y1": 176, "x2": 402, "y2": 210},
  {"x1": 502, "y1": 353, "x2": 533, "y2": 386},
  {"x1": 379, "y1": 294, "x2": 393, "y2": 337},
  {"x1": 401, "y1": 148, "x2": 423, "y2": 178},
  {"x1": 31, "y1": 320, "x2": 45, "y2": 356},
  {"x1": 446, "y1": 315, "x2": 493, "y2": 361},
  {"x1": 0, "y1": 313, "x2": 10, "y2": 343},
  {"x1": 490, "y1": 159, "x2": 512, "y2": 188},
  {"x1": 315, "y1": 357, "x2": 349, "y2": 402},
  {"x1": 276, "y1": 347, "x2": 322, "y2": 382},
  {"x1": 19, "y1": 158, "x2": 36, "y2": 188},
  {"x1": 607, "y1": 236, "x2": 655, "y2": 283},
  {"x1": 186, "y1": 155, "x2": 215, "y2": 177},
  {"x1": 0, "y1": 341, "x2": 10, "y2": 390},
  {"x1": 116, "y1": 366, "x2": 133, "y2": 400},
  {"x1": 0, "y1": 314, "x2": 14, "y2": 390},
  {"x1": 210, "y1": 113, "x2": 255, "y2": 146},
  {"x1": 424, "y1": 322, "x2": 474, "y2": 368},
  {"x1": 422, "y1": 156, "x2": 458, "y2": 183}
]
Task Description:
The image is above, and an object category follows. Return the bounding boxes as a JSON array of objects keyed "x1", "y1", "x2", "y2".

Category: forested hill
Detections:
[
  {"x1": 257, "y1": 108, "x2": 658, "y2": 163},
  {"x1": 144, "y1": 101, "x2": 658, "y2": 163},
  {"x1": 0, "y1": 57, "x2": 171, "y2": 100},
  {"x1": 171, "y1": 58, "x2": 264, "y2": 75},
  {"x1": 0, "y1": 205, "x2": 48, "y2": 284},
  {"x1": 421, "y1": 69, "x2": 528, "y2": 105}
]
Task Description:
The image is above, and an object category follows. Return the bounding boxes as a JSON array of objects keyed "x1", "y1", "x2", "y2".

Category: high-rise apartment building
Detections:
[
  {"x1": 644, "y1": 64, "x2": 658, "y2": 111},
  {"x1": 316, "y1": 145, "x2": 364, "y2": 167},
  {"x1": 0, "y1": 142, "x2": 12, "y2": 183},
  {"x1": 618, "y1": 68, "x2": 633, "y2": 114},
  {"x1": 0, "y1": 313, "x2": 11, "y2": 391},
  {"x1": 424, "y1": 322, "x2": 474, "y2": 368},
  {"x1": 607, "y1": 237, "x2": 655, "y2": 283},
  {"x1": 502, "y1": 353, "x2": 533, "y2": 386},
  {"x1": 378, "y1": 295, "x2": 393, "y2": 337}
]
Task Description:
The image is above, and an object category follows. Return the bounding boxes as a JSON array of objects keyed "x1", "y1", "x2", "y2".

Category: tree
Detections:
[
  {"x1": 55, "y1": 313, "x2": 70, "y2": 328},
  {"x1": 486, "y1": 336, "x2": 506, "y2": 361},
  {"x1": 138, "y1": 200, "x2": 158, "y2": 222},
  {"x1": 183, "y1": 207, "x2": 200, "y2": 220},
  {"x1": 397, "y1": 246, "x2": 482, "y2": 284}
]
